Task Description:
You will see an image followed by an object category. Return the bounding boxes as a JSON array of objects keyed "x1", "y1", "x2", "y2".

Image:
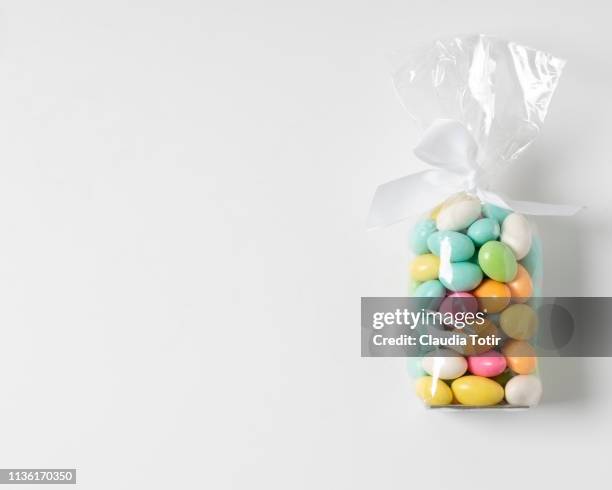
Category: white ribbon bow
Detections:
[{"x1": 367, "y1": 119, "x2": 582, "y2": 229}]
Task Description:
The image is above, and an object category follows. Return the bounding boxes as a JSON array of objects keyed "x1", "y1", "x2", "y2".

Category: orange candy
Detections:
[
  {"x1": 472, "y1": 279, "x2": 511, "y2": 313},
  {"x1": 506, "y1": 264, "x2": 533, "y2": 303},
  {"x1": 502, "y1": 339, "x2": 537, "y2": 374}
]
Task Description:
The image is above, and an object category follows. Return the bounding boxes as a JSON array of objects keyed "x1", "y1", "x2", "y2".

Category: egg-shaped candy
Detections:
[
  {"x1": 439, "y1": 262, "x2": 483, "y2": 292},
  {"x1": 407, "y1": 357, "x2": 426, "y2": 378},
  {"x1": 427, "y1": 231, "x2": 475, "y2": 262},
  {"x1": 408, "y1": 279, "x2": 422, "y2": 295},
  {"x1": 414, "y1": 280, "x2": 446, "y2": 310},
  {"x1": 492, "y1": 369, "x2": 514, "y2": 387},
  {"x1": 504, "y1": 374, "x2": 542, "y2": 406},
  {"x1": 500, "y1": 303, "x2": 538, "y2": 340},
  {"x1": 472, "y1": 279, "x2": 511, "y2": 314},
  {"x1": 467, "y1": 218, "x2": 500, "y2": 246},
  {"x1": 436, "y1": 193, "x2": 481, "y2": 231},
  {"x1": 467, "y1": 351, "x2": 507, "y2": 377},
  {"x1": 502, "y1": 339, "x2": 537, "y2": 374},
  {"x1": 415, "y1": 376, "x2": 453, "y2": 405},
  {"x1": 438, "y1": 292, "x2": 479, "y2": 317},
  {"x1": 414, "y1": 279, "x2": 445, "y2": 298},
  {"x1": 410, "y1": 254, "x2": 440, "y2": 282},
  {"x1": 452, "y1": 318, "x2": 501, "y2": 356},
  {"x1": 421, "y1": 349, "x2": 468, "y2": 380},
  {"x1": 482, "y1": 203, "x2": 512, "y2": 224},
  {"x1": 410, "y1": 219, "x2": 437, "y2": 255},
  {"x1": 478, "y1": 241, "x2": 517, "y2": 282},
  {"x1": 501, "y1": 213, "x2": 532, "y2": 260},
  {"x1": 451, "y1": 376, "x2": 504, "y2": 406},
  {"x1": 507, "y1": 264, "x2": 533, "y2": 302}
]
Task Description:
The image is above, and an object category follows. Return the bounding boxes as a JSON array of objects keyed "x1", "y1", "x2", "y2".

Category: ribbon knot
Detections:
[{"x1": 367, "y1": 119, "x2": 582, "y2": 230}]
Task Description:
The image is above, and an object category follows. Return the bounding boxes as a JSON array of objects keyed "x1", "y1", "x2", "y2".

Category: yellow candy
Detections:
[
  {"x1": 500, "y1": 303, "x2": 538, "y2": 340},
  {"x1": 451, "y1": 375, "x2": 504, "y2": 406},
  {"x1": 410, "y1": 254, "x2": 440, "y2": 281},
  {"x1": 415, "y1": 376, "x2": 452, "y2": 406}
]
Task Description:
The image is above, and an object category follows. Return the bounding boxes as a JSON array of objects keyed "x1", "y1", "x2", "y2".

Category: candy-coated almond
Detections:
[
  {"x1": 410, "y1": 254, "x2": 440, "y2": 282},
  {"x1": 472, "y1": 278, "x2": 511, "y2": 313},
  {"x1": 467, "y1": 351, "x2": 507, "y2": 377},
  {"x1": 451, "y1": 376, "x2": 504, "y2": 406},
  {"x1": 504, "y1": 374, "x2": 542, "y2": 406},
  {"x1": 506, "y1": 264, "x2": 533, "y2": 302},
  {"x1": 500, "y1": 304, "x2": 538, "y2": 340},
  {"x1": 421, "y1": 349, "x2": 468, "y2": 380},
  {"x1": 436, "y1": 194, "x2": 481, "y2": 231},
  {"x1": 501, "y1": 213, "x2": 532, "y2": 260},
  {"x1": 502, "y1": 339, "x2": 537, "y2": 374},
  {"x1": 415, "y1": 376, "x2": 453, "y2": 406},
  {"x1": 478, "y1": 241, "x2": 517, "y2": 282}
]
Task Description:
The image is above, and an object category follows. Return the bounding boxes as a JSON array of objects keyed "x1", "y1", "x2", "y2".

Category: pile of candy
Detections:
[{"x1": 409, "y1": 193, "x2": 543, "y2": 407}]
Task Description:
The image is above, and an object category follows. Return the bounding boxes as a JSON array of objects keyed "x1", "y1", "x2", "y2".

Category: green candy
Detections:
[
  {"x1": 439, "y1": 262, "x2": 483, "y2": 292},
  {"x1": 427, "y1": 231, "x2": 475, "y2": 262},
  {"x1": 410, "y1": 219, "x2": 437, "y2": 254},
  {"x1": 478, "y1": 241, "x2": 517, "y2": 282},
  {"x1": 493, "y1": 369, "x2": 514, "y2": 387},
  {"x1": 482, "y1": 203, "x2": 512, "y2": 224},
  {"x1": 467, "y1": 218, "x2": 500, "y2": 246}
]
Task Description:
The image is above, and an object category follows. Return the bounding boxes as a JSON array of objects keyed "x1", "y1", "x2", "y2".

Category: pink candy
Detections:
[
  {"x1": 467, "y1": 351, "x2": 507, "y2": 377},
  {"x1": 438, "y1": 292, "x2": 479, "y2": 317}
]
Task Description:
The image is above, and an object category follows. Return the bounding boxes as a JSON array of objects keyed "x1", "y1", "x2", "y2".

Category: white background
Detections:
[{"x1": 0, "y1": 1, "x2": 610, "y2": 489}]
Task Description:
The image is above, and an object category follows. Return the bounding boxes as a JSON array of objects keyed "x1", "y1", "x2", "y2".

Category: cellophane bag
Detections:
[{"x1": 372, "y1": 35, "x2": 569, "y2": 409}]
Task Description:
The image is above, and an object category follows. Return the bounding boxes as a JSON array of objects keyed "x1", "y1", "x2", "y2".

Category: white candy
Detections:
[
  {"x1": 500, "y1": 213, "x2": 532, "y2": 260},
  {"x1": 421, "y1": 348, "x2": 468, "y2": 380},
  {"x1": 436, "y1": 195, "x2": 481, "y2": 231},
  {"x1": 504, "y1": 374, "x2": 542, "y2": 406}
]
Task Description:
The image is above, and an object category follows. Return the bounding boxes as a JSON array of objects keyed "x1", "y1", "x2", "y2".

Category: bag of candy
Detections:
[{"x1": 368, "y1": 35, "x2": 581, "y2": 408}]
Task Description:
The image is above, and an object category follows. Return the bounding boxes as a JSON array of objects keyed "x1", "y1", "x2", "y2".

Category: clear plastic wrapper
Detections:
[{"x1": 368, "y1": 35, "x2": 578, "y2": 409}]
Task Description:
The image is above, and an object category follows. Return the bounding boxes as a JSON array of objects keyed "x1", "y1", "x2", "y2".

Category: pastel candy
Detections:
[
  {"x1": 427, "y1": 231, "x2": 475, "y2": 262},
  {"x1": 467, "y1": 351, "x2": 507, "y2": 377},
  {"x1": 482, "y1": 203, "x2": 512, "y2": 224},
  {"x1": 451, "y1": 376, "x2": 504, "y2": 406},
  {"x1": 506, "y1": 264, "x2": 533, "y2": 302},
  {"x1": 502, "y1": 339, "x2": 537, "y2": 374},
  {"x1": 410, "y1": 254, "x2": 440, "y2": 281},
  {"x1": 451, "y1": 318, "x2": 501, "y2": 356},
  {"x1": 467, "y1": 218, "x2": 500, "y2": 246},
  {"x1": 414, "y1": 279, "x2": 446, "y2": 310},
  {"x1": 501, "y1": 213, "x2": 532, "y2": 260},
  {"x1": 414, "y1": 279, "x2": 446, "y2": 298},
  {"x1": 439, "y1": 262, "x2": 483, "y2": 292},
  {"x1": 408, "y1": 278, "x2": 422, "y2": 295},
  {"x1": 407, "y1": 357, "x2": 426, "y2": 378},
  {"x1": 478, "y1": 241, "x2": 517, "y2": 282},
  {"x1": 504, "y1": 374, "x2": 542, "y2": 406},
  {"x1": 421, "y1": 349, "x2": 468, "y2": 380},
  {"x1": 410, "y1": 219, "x2": 437, "y2": 254},
  {"x1": 472, "y1": 279, "x2": 511, "y2": 314},
  {"x1": 438, "y1": 292, "x2": 479, "y2": 317},
  {"x1": 415, "y1": 376, "x2": 452, "y2": 405},
  {"x1": 492, "y1": 369, "x2": 514, "y2": 387},
  {"x1": 500, "y1": 303, "x2": 538, "y2": 340},
  {"x1": 436, "y1": 194, "x2": 481, "y2": 231}
]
